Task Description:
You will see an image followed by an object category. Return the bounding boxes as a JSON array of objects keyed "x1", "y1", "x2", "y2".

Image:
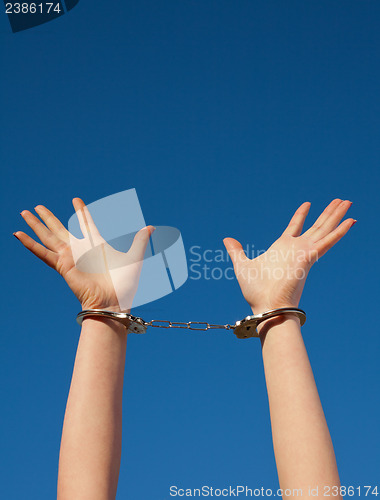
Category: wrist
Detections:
[
  {"x1": 80, "y1": 315, "x2": 127, "y2": 335},
  {"x1": 256, "y1": 313, "x2": 301, "y2": 338},
  {"x1": 250, "y1": 303, "x2": 299, "y2": 316},
  {"x1": 249, "y1": 304, "x2": 302, "y2": 336},
  {"x1": 81, "y1": 304, "x2": 130, "y2": 314}
]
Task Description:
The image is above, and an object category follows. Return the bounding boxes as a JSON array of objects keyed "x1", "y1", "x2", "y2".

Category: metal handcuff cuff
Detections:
[{"x1": 76, "y1": 307, "x2": 306, "y2": 339}]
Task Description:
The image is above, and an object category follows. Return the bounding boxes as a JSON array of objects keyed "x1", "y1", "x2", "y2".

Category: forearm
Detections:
[
  {"x1": 259, "y1": 315, "x2": 341, "y2": 498},
  {"x1": 57, "y1": 317, "x2": 128, "y2": 500}
]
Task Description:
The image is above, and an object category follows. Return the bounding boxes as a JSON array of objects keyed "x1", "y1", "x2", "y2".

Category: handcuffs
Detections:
[{"x1": 76, "y1": 307, "x2": 306, "y2": 339}]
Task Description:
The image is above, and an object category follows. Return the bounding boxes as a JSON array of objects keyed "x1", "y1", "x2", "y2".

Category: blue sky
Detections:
[{"x1": 1, "y1": 1, "x2": 379, "y2": 498}]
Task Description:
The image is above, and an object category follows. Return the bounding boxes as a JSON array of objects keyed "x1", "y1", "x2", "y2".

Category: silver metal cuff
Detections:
[
  {"x1": 233, "y1": 307, "x2": 306, "y2": 339},
  {"x1": 76, "y1": 309, "x2": 147, "y2": 334}
]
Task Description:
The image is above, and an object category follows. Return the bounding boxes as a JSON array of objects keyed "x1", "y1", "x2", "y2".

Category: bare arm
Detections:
[
  {"x1": 57, "y1": 317, "x2": 127, "y2": 500},
  {"x1": 14, "y1": 198, "x2": 154, "y2": 500},
  {"x1": 224, "y1": 199, "x2": 355, "y2": 498},
  {"x1": 259, "y1": 316, "x2": 340, "y2": 496}
]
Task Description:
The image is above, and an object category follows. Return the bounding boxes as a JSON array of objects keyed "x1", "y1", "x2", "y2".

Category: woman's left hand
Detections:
[{"x1": 223, "y1": 199, "x2": 356, "y2": 315}]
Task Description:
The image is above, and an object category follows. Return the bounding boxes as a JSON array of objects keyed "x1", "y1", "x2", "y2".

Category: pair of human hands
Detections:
[{"x1": 15, "y1": 198, "x2": 355, "y2": 315}]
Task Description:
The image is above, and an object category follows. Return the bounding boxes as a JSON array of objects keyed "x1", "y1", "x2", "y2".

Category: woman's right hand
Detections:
[{"x1": 14, "y1": 198, "x2": 154, "y2": 312}]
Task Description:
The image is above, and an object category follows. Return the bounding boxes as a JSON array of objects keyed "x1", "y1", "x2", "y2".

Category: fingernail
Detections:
[
  {"x1": 13, "y1": 232, "x2": 19, "y2": 240},
  {"x1": 352, "y1": 219, "x2": 357, "y2": 226}
]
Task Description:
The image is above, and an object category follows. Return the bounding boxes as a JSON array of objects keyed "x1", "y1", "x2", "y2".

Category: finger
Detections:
[
  {"x1": 308, "y1": 198, "x2": 342, "y2": 229},
  {"x1": 314, "y1": 218, "x2": 356, "y2": 259},
  {"x1": 282, "y1": 202, "x2": 311, "y2": 237},
  {"x1": 223, "y1": 237, "x2": 248, "y2": 272},
  {"x1": 34, "y1": 205, "x2": 70, "y2": 242},
  {"x1": 307, "y1": 200, "x2": 352, "y2": 241},
  {"x1": 20, "y1": 210, "x2": 66, "y2": 252},
  {"x1": 128, "y1": 226, "x2": 155, "y2": 263},
  {"x1": 14, "y1": 231, "x2": 58, "y2": 269},
  {"x1": 72, "y1": 198, "x2": 102, "y2": 242}
]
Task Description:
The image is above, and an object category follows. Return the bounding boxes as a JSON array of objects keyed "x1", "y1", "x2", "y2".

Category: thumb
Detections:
[
  {"x1": 223, "y1": 237, "x2": 248, "y2": 272},
  {"x1": 128, "y1": 225, "x2": 155, "y2": 263}
]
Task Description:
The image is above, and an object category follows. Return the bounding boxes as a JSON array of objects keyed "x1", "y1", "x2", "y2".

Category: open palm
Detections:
[
  {"x1": 224, "y1": 199, "x2": 356, "y2": 315},
  {"x1": 15, "y1": 198, "x2": 154, "y2": 312}
]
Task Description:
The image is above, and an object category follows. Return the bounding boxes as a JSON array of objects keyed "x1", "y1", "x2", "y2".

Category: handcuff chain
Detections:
[{"x1": 144, "y1": 319, "x2": 233, "y2": 331}]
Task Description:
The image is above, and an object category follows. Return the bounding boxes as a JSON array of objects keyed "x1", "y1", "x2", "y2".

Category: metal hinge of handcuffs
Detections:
[{"x1": 77, "y1": 307, "x2": 306, "y2": 339}]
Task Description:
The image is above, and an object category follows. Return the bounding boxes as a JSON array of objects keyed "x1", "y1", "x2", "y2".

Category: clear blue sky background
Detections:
[{"x1": 1, "y1": 1, "x2": 379, "y2": 498}]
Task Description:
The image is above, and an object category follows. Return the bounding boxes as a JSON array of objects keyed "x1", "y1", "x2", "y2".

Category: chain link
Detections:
[{"x1": 144, "y1": 319, "x2": 233, "y2": 331}]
